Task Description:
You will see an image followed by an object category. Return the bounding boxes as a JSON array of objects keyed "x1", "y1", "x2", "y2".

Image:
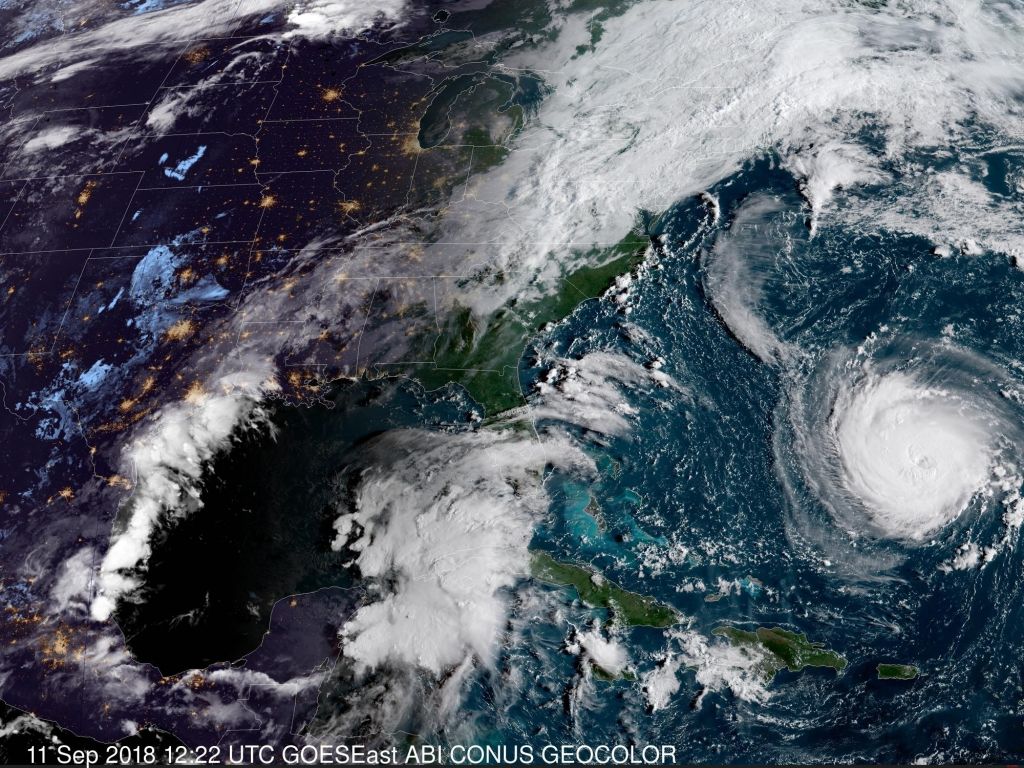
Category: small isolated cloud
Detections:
[
  {"x1": 284, "y1": 0, "x2": 407, "y2": 39},
  {"x1": 23, "y1": 126, "x2": 80, "y2": 152}
]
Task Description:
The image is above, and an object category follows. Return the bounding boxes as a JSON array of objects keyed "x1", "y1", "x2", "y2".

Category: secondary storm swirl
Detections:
[{"x1": 776, "y1": 340, "x2": 1024, "y2": 556}]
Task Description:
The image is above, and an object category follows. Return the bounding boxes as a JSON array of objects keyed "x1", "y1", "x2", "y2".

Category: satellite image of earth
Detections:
[{"x1": 0, "y1": 0, "x2": 1022, "y2": 763}]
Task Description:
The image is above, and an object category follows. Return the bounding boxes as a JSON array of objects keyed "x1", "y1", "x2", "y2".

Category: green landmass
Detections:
[
  {"x1": 591, "y1": 663, "x2": 637, "y2": 682},
  {"x1": 462, "y1": 125, "x2": 520, "y2": 171},
  {"x1": 569, "y1": 0, "x2": 644, "y2": 54},
  {"x1": 415, "y1": 231, "x2": 649, "y2": 413},
  {"x1": 530, "y1": 551, "x2": 679, "y2": 628},
  {"x1": 584, "y1": 496, "x2": 606, "y2": 530},
  {"x1": 877, "y1": 663, "x2": 918, "y2": 680},
  {"x1": 712, "y1": 626, "x2": 848, "y2": 681}
]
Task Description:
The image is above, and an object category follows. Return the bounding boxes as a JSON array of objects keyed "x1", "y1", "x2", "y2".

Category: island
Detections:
[
  {"x1": 591, "y1": 664, "x2": 638, "y2": 683},
  {"x1": 876, "y1": 663, "x2": 919, "y2": 680},
  {"x1": 530, "y1": 551, "x2": 679, "y2": 628},
  {"x1": 712, "y1": 626, "x2": 848, "y2": 681}
]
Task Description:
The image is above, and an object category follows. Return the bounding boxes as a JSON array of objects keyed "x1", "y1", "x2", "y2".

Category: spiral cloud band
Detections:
[{"x1": 830, "y1": 372, "x2": 993, "y2": 540}]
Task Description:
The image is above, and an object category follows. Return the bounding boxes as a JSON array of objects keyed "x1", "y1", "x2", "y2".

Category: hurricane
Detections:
[
  {"x1": 779, "y1": 338, "x2": 1024, "y2": 556},
  {"x1": 831, "y1": 370, "x2": 991, "y2": 539}
]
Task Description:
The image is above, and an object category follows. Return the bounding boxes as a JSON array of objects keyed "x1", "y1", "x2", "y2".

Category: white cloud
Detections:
[
  {"x1": 642, "y1": 653, "x2": 682, "y2": 712},
  {"x1": 23, "y1": 125, "x2": 80, "y2": 152},
  {"x1": 856, "y1": 168, "x2": 1024, "y2": 260},
  {"x1": 91, "y1": 368, "x2": 278, "y2": 621},
  {"x1": 0, "y1": 0, "x2": 408, "y2": 82},
  {"x1": 50, "y1": 547, "x2": 95, "y2": 614},
  {"x1": 284, "y1": 0, "x2": 407, "y2": 39},
  {"x1": 79, "y1": 636, "x2": 155, "y2": 703},
  {"x1": 529, "y1": 351, "x2": 681, "y2": 434},
  {"x1": 783, "y1": 141, "x2": 888, "y2": 235},
  {"x1": 144, "y1": 97, "x2": 188, "y2": 134},
  {"x1": 50, "y1": 58, "x2": 99, "y2": 82},
  {"x1": 703, "y1": 194, "x2": 797, "y2": 365},
  {"x1": 333, "y1": 428, "x2": 593, "y2": 675},
  {"x1": 642, "y1": 628, "x2": 772, "y2": 711},
  {"x1": 434, "y1": 0, "x2": 1024, "y2": 314},
  {"x1": 570, "y1": 624, "x2": 630, "y2": 677},
  {"x1": 829, "y1": 371, "x2": 993, "y2": 540}
]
